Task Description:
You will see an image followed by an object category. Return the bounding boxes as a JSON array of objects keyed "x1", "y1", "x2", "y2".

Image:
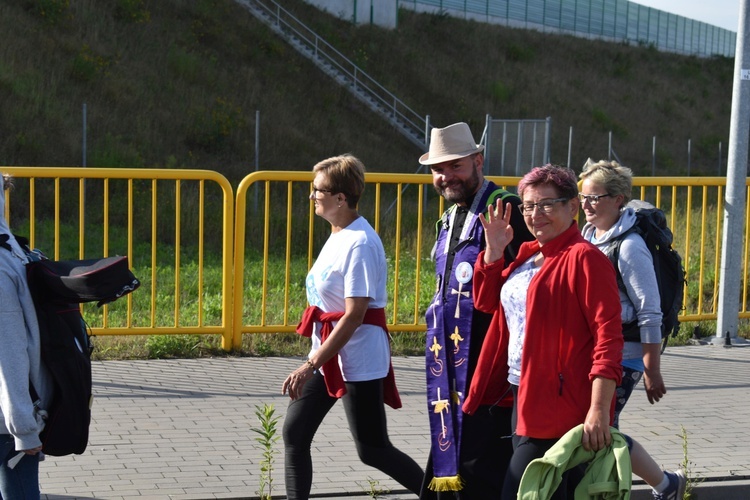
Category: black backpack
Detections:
[
  {"x1": 608, "y1": 200, "x2": 685, "y2": 352},
  {"x1": 8, "y1": 236, "x2": 140, "y2": 456}
]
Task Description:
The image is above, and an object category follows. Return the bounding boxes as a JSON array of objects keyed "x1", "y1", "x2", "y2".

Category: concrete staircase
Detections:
[{"x1": 235, "y1": 0, "x2": 428, "y2": 149}]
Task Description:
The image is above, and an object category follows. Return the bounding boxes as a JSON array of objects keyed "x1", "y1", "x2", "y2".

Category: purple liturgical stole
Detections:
[{"x1": 425, "y1": 181, "x2": 503, "y2": 491}]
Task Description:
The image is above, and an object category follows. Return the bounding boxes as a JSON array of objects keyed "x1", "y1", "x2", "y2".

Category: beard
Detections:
[{"x1": 434, "y1": 165, "x2": 482, "y2": 204}]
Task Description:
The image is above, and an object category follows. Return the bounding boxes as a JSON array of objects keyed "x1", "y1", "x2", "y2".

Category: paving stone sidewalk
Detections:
[{"x1": 39, "y1": 345, "x2": 750, "y2": 499}]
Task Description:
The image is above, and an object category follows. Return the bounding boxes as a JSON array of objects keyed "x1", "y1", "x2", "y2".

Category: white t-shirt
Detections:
[{"x1": 305, "y1": 216, "x2": 390, "y2": 382}]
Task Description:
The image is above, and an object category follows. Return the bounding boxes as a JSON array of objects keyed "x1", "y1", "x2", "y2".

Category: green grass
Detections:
[
  {"x1": 86, "y1": 195, "x2": 750, "y2": 360},
  {"x1": 89, "y1": 249, "x2": 431, "y2": 360},
  {"x1": 8, "y1": 176, "x2": 747, "y2": 361}
]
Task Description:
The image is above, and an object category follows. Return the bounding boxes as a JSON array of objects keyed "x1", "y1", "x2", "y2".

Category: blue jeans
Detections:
[{"x1": 0, "y1": 434, "x2": 40, "y2": 500}]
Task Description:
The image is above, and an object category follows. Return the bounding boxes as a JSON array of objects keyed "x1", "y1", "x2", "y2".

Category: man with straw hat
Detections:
[{"x1": 419, "y1": 123, "x2": 533, "y2": 499}]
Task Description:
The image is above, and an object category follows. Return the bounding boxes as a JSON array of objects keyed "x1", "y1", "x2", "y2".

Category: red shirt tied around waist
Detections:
[{"x1": 296, "y1": 305, "x2": 402, "y2": 409}]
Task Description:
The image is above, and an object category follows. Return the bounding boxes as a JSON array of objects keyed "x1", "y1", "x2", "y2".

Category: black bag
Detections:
[
  {"x1": 26, "y1": 278, "x2": 93, "y2": 456},
  {"x1": 33, "y1": 257, "x2": 140, "y2": 306},
  {"x1": 13, "y1": 237, "x2": 140, "y2": 456},
  {"x1": 608, "y1": 200, "x2": 685, "y2": 352}
]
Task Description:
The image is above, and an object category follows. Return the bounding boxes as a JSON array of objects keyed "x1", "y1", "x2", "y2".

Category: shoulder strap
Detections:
[
  {"x1": 483, "y1": 188, "x2": 517, "y2": 213},
  {"x1": 0, "y1": 233, "x2": 46, "y2": 261},
  {"x1": 0, "y1": 234, "x2": 11, "y2": 252},
  {"x1": 435, "y1": 204, "x2": 457, "y2": 240},
  {"x1": 607, "y1": 227, "x2": 637, "y2": 294}
]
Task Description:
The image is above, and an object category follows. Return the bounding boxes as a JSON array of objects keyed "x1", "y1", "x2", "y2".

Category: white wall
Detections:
[{"x1": 303, "y1": 0, "x2": 397, "y2": 29}]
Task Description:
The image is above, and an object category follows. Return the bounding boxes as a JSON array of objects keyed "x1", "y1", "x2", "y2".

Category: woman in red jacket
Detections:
[
  {"x1": 463, "y1": 164, "x2": 623, "y2": 499},
  {"x1": 463, "y1": 164, "x2": 685, "y2": 500}
]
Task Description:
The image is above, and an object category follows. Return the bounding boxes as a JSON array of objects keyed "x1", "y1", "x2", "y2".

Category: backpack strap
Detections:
[
  {"x1": 435, "y1": 204, "x2": 457, "y2": 241},
  {"x1": 607, "y1": 227, "x2": 641, "y2": 343},
  {"x1": 484, "y1": 188, "x2": 517, "y2": 214},
  {"x1": 0, "y1": 234, "x2": 11, "y2": 252},
  {"x1": 607, "y1": 227, "x2": 636, "y2": 292}
]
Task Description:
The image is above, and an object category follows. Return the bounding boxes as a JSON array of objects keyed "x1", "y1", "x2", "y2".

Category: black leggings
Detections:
[
  {"x1": 501, "y1": 385, "x2": 583, "y2": 500},
  {"x1": 282, "y1": 372, "x2": 424, "y2": 499},
  {"x1": 501, "y1": 435, "x2": 568, "y2": 500}
]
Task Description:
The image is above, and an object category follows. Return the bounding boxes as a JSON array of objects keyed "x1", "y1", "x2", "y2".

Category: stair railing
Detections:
[{"x1": 243, "y1": 0, "x2": 427, "y2": 146}]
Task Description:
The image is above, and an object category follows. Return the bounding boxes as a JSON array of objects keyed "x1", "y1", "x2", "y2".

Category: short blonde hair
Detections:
[
  {"x1": 312, "y1": 154, "x2": 366, "y2": 208},
  {"x1": 579, "y1": 159, "x2": 633, "y2": 208}
]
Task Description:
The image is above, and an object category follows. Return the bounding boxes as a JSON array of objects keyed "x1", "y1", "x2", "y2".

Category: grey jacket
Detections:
[
  {"x1": 582, "y1": 208, "x2": 663, "y2": 360},
  {"x1": 0, "y1": 175, "x2": 52, "y2": 450}
]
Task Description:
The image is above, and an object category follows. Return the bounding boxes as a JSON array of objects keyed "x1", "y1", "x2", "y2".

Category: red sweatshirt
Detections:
[{"x1": 463, "y1": 223, "x2": 623, "y2": 439}]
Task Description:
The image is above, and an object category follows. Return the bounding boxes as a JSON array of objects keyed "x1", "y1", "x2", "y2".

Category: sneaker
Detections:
[{"x1": 652, "y1": 470, "x2": 687, "y2": 500}]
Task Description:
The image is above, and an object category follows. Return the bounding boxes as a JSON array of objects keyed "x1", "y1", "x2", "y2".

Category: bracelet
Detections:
[{"x1": 305, "y1": 359, "x2": 315, "y2": 371}]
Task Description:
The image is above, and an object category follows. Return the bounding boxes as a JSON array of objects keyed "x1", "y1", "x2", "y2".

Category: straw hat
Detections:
[{"x1": 419, "y1": 122, "x2": 485, "y2": 165}]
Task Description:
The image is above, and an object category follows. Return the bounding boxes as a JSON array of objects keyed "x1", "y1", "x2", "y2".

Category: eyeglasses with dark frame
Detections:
[
  {"x1": 310, "y1": 186, "x2": 334, "y2": 197},
  {"x1": 577, "y1": 193, "x2": 612, "y2": 205},
  {"x1": 518, "y1": 198, "x2": 569, "y2": 215}
]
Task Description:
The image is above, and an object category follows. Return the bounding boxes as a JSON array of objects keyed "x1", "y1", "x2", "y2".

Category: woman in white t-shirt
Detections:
[{"x1": 281, "y1": 154, "x2": 423, "y2": 499}]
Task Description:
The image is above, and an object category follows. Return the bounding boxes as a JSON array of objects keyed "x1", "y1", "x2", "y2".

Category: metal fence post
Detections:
[
  {"x1": 425, "y1": 114, "x2": 431, "y2": 146},
  {"x1": 82, "y1": 103, "x2": 87, "y2": 229},
  {"x1": 567, "y1": 126, "x2": 573, "y2": 168},
  {"x1": 501, "y1": 121, "x2": 507, "y2": 175},
  {"x1": 82, "y1": 102, "x2": 87, "y2": 168},
  {"x1": 515, "y1": 122, "x2": 524, "y2": 176},
  {"x1": 254, "y1": 110, "x2": 260, "y2": 212},
  {"x1": 484, "y1": 113, "x2": 492, "y2": 175},
  {"x1": 544, "y1": 116, "x2": 551, "y2": 164},
  {"x1": 717, "y1": 0, "x2": 750, "y2": 343}
]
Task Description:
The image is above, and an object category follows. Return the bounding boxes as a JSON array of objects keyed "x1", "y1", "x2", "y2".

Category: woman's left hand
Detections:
[
  {"x1": 282, "y1": 362, "x2": 315, "y2": 400},
  {"x1": 643, "y1": 370, "x2": 667, "y2": 404}
]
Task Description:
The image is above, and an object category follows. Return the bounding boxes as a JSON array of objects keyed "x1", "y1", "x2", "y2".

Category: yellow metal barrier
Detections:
[
  {"x1": 1, "y1": 167, "x2": 235, "y2": 350},
  {"x1": 1, "y1": 168, "x2": 745, "y2": 352},
  {"x1": 234, "y1": 172, "x2": 749, "y2": 347},
  {"x1": 628, "y1": 177, "x2": 746, "y2": 323},
  {"x1": 234, "y1": 171, "x2": 524, "y2": 348}
]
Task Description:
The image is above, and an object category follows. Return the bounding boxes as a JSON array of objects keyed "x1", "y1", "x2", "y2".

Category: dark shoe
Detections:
[{"x1": 652, "y1": 470, "x2": 687, "y2": 500}]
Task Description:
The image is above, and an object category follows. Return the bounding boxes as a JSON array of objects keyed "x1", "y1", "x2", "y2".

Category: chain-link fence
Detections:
[{"x1": 481, "y1": 116, "x2": 551, "y2": 176}]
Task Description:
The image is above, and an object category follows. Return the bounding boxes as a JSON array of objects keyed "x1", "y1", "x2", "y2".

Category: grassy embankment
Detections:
[
  {"x1": 0, "y1": 0, "x2": 740, "y2": 358},
  {"x1": 0, "y1": 0, "x2": 733, "y2": 176}
]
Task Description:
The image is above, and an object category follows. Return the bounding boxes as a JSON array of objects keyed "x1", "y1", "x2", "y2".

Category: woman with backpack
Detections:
[
  {"x1": 0, "y1": 173, "x2": 53, "y2": 500},
  {"x1": 578, "y1": 159, "x2": 667, "y2": 427}
]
